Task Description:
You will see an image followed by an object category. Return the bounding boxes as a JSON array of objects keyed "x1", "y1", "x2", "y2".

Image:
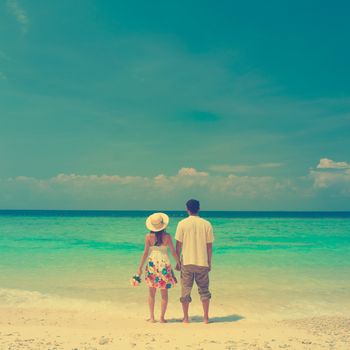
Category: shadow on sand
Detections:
[{"x1": 166, "y1": 314, "x2": 244, "y2": 324}]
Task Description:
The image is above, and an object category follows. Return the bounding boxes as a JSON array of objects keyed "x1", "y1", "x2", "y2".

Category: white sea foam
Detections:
[{"x1": 0, "y1": 287, "x2": 119, "y2": 313}]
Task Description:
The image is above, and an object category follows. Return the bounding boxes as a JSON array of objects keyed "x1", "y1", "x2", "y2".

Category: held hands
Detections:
[{"x1": 175, "y1": 261, "x2": 181, "y2": 271}]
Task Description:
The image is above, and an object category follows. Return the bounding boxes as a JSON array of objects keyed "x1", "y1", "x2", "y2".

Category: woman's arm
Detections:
[
  {"x1": 167, "y1": 235, "x2": 181, "y2": 266},
  {"x1": 137, "y1": 235, "x2": 150, "y2": 276}
]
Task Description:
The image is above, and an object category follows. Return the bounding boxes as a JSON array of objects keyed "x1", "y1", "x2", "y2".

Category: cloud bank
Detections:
[
  {"x1": 5, "y1": 167, "x2": 286, "y2": 197},
  {"x1": 1, "y1": 167, "x2": 293, "y2": 210},
  {"x1": 1, "y1": 160, "x2": 350, "y2": 210}
]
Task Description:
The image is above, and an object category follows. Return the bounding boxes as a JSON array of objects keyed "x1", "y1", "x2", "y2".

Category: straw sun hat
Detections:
[{"x1": 146, "y1": 212, "x2": 169, "y2": 232}]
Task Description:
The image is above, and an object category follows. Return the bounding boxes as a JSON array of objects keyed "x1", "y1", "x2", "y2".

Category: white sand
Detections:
[{"x1": 1, "y1": 303, "x2": 349, "y2": 350}]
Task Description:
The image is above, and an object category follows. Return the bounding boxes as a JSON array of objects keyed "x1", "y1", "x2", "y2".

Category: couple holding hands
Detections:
[{"x1": 137, "y1": 199, "x2": 214, "y2": 323}]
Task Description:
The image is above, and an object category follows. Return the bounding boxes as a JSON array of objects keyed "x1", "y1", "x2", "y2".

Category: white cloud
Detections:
[
  {"x1": 317, "y1": 158, "x2": 350, "y2": 169},
  {"x1": 260, "y1": 162, "x2": 284, "y2": 168},
  {"x1": 310, "y1": 170, "x2": 350, "y2": 192},
  {"x1": 208, "y1": 174, "x2": 289, "y2": 198},
  {"x1": 210, "y1": 162, "x2": 283, "y2": 173},
  {"x1": 310, "y1": 158, "x2": 350, "y2": 195},
  {"x1": 177, "y1": 167, "x2": 208, "y2": 177},
  {"x1": 50, "y1": 173, "x2": 146, "y2": 185},
  {"x1": 7, "y1": 0, "x2": 29, "y2": 33}
]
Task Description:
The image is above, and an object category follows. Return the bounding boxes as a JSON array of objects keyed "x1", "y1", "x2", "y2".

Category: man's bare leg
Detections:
[
  {"x1": 202, "y1": 299, "x2": 210, "y2": 323},
  {"x1": 181, "y1": 301, "x2": 190, "y2": 323}
]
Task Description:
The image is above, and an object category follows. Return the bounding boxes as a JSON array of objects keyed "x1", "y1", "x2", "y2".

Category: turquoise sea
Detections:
[{"x1": 1, "y1": 210, "x2": 350, "y2": 319}]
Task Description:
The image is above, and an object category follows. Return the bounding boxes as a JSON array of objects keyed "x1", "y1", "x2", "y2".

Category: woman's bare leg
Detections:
[
  {"x1": 160, "y1": 289, "x2": 168, "y2": 323},
  {"x1": 148, "y1": 287, "x2": 156, "y2": 322}
]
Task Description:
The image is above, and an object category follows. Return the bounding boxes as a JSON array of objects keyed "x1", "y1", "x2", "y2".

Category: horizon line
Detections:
[{"x1": 1, "y1": 209, "x2": 350, "y2": 213}]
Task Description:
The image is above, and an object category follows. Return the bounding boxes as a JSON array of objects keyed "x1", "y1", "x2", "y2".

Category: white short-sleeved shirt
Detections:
[{"x1": 175, "y1": 215, "x2": 214, "y2": 267}]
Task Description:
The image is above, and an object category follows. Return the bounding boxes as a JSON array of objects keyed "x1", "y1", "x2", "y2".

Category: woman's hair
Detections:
[{"x1": 151, "y1": 229, "x2": 166, "y2": 246}]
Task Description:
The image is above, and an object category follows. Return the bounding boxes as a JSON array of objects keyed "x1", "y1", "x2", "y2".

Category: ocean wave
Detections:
[{"x1": 0, "y1": 287, "x2": 116, "y2": 312}]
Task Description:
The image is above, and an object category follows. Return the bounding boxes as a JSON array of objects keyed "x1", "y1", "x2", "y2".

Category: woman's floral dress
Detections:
[{"x1": 145, "y1": 245, "x2": 177, "y2": 289}]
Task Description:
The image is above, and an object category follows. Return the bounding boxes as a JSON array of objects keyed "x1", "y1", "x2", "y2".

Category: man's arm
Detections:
[{"x1": 207, "y1": 243, "x2": 212, "y2": 271}]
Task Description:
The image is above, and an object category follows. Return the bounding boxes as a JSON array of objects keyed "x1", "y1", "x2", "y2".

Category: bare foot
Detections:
[
  {"x1": 147, "y1": 318, "x2": 156, "y2": 323},
  {"x1": 203, "y1": 318, "x2": 210, "y2": 324},
  {"x1": 160, "y1": 318, "x2": 167, "y2": 323},
  {"x1": 182, "y1": 318, "x2": 190, "y2": 323}
]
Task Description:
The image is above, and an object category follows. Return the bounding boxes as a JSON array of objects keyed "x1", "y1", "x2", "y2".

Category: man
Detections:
[{"x1": 175, "y1": 199, "x2": 214, "y2": 324}]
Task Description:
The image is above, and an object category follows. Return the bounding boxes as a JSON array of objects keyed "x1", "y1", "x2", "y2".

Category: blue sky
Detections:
[{"x1": 1, "y1": 0, "x2": 350, "y2": 210}]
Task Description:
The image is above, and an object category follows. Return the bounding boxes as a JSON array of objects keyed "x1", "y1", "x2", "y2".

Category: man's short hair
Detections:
[{"x1": 186, "y1": 199, "x2": 200, "y2": 214}]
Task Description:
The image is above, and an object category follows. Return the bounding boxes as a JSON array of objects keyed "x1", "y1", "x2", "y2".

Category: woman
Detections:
[{"x1": 137, "y1": 212, "x2": 180, "y2": 323}]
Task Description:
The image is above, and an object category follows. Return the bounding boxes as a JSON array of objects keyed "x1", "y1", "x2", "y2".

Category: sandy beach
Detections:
[{"x1": 1, "y1": 291, "x2": 349, "y2": 350}]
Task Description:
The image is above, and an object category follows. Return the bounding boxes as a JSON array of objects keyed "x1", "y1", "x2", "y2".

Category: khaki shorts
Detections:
[{"x1": 180, "y1": 264, "x2": 211, "y2": 303}]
